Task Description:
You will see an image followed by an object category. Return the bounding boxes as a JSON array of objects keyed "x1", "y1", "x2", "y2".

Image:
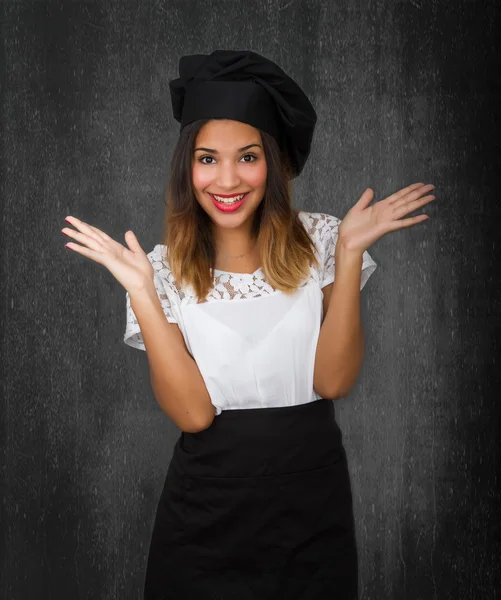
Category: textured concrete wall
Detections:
[{"x1": 1, "y1": 1, "x2": 499, "y2": 598}]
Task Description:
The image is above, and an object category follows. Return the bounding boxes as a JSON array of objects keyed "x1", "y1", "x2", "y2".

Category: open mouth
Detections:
[{"x1": 209, "y1": 192, "x2": 250, "y2": 212}]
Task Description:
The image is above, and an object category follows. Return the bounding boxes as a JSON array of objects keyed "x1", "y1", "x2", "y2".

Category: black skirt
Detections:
[{"x1": 144, "y1": 398, "x2": 358, "y2": 599}]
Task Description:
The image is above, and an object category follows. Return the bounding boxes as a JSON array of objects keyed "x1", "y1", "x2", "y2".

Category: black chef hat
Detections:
[{"x1": 168, "y1": 49, "x2": 317, "y2": 178}]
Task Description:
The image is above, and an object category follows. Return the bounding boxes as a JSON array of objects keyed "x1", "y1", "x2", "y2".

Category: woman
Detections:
[{"x1": 62, "y1": 50, "x2": 436, "y2": 599}]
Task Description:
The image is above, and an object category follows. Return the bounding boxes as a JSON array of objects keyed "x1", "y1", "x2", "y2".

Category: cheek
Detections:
[
  {"x1": 192, "y1": 164, "x2": 213, "y2": 190},
  {"x1": 247, "y1": 162, "x2": 267, "y2": 188}
]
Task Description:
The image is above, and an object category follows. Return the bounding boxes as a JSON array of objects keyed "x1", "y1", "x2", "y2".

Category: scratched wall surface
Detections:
[{"x1": 1, "y1": 1, "x2": 500, "y2": 598}]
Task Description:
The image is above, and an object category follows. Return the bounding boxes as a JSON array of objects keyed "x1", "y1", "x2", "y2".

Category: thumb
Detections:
[
  {"x1": 356, "y1": 188, "x2": 374, "y2": 210},
  {"x1": 125, "y1": 230, "x2": 143, "y2": 252}
]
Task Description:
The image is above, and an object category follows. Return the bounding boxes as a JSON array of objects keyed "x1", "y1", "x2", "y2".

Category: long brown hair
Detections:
[{"x1": 161, "y1": 118, "x2": 320, "y2": 303}]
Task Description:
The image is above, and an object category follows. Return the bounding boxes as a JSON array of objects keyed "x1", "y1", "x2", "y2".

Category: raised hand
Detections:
[
  {"x1": 62, "y1": 216, "x2": 154, "y2": 295},
  {"x1": 337, "y1": 182, "x2": 436, "y2": 254}
]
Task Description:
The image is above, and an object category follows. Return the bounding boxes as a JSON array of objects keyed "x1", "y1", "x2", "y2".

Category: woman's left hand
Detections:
[{"x1": 337, "y1": 182, "x2": 436, "y2": 254}]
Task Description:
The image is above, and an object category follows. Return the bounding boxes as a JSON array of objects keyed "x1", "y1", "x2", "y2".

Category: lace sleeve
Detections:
[
  {"x1": 123, "y1": 244, "x2": 179, "y2": 351},
  {"x1": 319, "y1": 213, "x2": 378, "y2": 291}
]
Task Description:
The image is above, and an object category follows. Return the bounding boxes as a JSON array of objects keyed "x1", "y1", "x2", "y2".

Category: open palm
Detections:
[
  {"x1": 338, "y1": 182, "x2": 436, "y2": 253},
  {"x1": 62, "y1": 216, "x2": 154, "y2": 295}
]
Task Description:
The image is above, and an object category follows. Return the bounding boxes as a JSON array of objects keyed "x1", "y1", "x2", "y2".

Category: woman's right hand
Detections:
[{"x1": 62, "y1": 216, "x2": 155, "y2": 296}]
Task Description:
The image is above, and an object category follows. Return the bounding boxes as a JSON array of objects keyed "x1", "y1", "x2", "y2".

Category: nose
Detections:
[{"x1": 215, "y1": 161, "x2": 241, "y2": 190}]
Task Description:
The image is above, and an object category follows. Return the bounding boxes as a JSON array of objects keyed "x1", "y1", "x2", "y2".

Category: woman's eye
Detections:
[
  {"x1": 241, "y1": 154, "x2": 257, "y2": 162},
  {"x1": 199, "y1": 154, "x2": 257, "y2": 165}
]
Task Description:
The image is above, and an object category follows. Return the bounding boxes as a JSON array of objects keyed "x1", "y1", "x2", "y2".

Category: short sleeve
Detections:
[
  {"x1": 123, "y1": 244, "x2": 179, "y2": 351},
  {"x1": 318, "y1": 213, "x2": 378, "y2": 291}
]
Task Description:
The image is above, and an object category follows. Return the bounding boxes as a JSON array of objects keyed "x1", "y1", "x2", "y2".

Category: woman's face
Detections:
[{"x1": 192, "y1": 119, "x2": 267, "y2": 232}]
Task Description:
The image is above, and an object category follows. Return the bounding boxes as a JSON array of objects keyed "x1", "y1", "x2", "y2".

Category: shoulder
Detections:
[
  {"x1": 145, "y1": 244, "x2": 184, "y2": 297},
  {"x1": 298, "y1": 210, "x2": 341, "y2": 245},
  {"x1": 146, "y1": 244, "x2": 170, "y2": 272},
  {"x1": 298, "y1": 210, "x2": 341, "y2": 231}
]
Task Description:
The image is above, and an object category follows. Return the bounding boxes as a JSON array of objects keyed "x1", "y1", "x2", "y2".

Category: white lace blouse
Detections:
[{"x1": 124, "y1": 211, "x2": 378, "y2": 416}]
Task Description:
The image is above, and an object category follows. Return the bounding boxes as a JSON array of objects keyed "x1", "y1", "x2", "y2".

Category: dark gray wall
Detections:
[{"x1": 1, "y1": 1, "x2": 499, "y2": 598}]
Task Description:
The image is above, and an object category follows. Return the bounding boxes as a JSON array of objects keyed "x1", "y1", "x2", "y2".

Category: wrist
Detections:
[
  {"x1": 128, "y1": 280, "x2": 158, "y2": 305},
  {"x1": 335, "y1": 239, "x2": 364, "y2": 263}
]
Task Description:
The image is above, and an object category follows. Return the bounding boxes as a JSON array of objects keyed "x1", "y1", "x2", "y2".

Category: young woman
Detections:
[{"x1": 62, "y1": 50, "x2": 436, "y2": 599}]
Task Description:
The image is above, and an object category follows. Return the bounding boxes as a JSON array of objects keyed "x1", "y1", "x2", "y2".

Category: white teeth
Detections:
[{"x1": 212, "y1": 193, "x2": 246, "y2": 204}]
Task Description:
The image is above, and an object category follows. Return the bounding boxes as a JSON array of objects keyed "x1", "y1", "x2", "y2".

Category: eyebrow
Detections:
[{"x1": 193, "y1": 143, "x2": 262, "y2": 154}]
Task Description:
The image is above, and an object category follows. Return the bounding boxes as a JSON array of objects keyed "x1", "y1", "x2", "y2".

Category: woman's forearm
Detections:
[
  {"x1": 313, "y1": 244, "x2": 365, "y2": 399},
  {"x1": 129, "y1": 285, "x2": 214, "y2": 432}
]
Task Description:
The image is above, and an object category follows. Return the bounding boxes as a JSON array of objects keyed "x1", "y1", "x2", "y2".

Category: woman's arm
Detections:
[
  {"x1": 313, "y1": 244, "x2": 365, "y2": 400},
  {"x1": 130, "y1": 284, "x2": 215, "y2": 432}
]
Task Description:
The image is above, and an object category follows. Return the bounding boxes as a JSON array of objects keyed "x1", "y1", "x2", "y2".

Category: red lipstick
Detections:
[{"x1": 209, "y1": 192, "x2": 250, "y2": 213}]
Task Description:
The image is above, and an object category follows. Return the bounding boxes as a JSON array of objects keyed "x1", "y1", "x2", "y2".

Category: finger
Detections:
[
  {"x1": 387, "y1": 182, "x2": 426, "y2": 205},
  {"x1": 387, "y1": 214, "x2": 430, "y2": 230},
  {"x1": 65, "y1": 216, "x2": 111, "y2": 242},
  {"x1": 89, "y1": 225, "x2": 114, "y2": 241},
  {"x1": 124, "y1": 230, "x2": 143, "y2": 252},
  {"x1": 65, "y1": 241, "x2": 106, "y2": 263},
  {"x1": 65, "y1": 216, "x2": 116, "y2": 250},
  {"x1": 354, "y1": 188, "x2": 375, "y2": 211},
  {"x1": 405, "y1": 184, "x2": 434, "y2": 204},
  {"x1": 392, "y1": 193, "x2": 435, "y2": 218},
  {"x1": 62, "y1": 228, "x2": 106, "y2": 253}
]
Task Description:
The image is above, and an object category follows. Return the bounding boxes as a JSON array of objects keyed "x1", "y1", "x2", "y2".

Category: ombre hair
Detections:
[{"x1": 161, "y1": 118, "x2": 320, "y2": 303}]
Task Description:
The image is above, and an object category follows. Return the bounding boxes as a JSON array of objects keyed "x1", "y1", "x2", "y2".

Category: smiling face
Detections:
[{"x1": 192, "y1": 119, "x2": 267, "y2": 236}]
